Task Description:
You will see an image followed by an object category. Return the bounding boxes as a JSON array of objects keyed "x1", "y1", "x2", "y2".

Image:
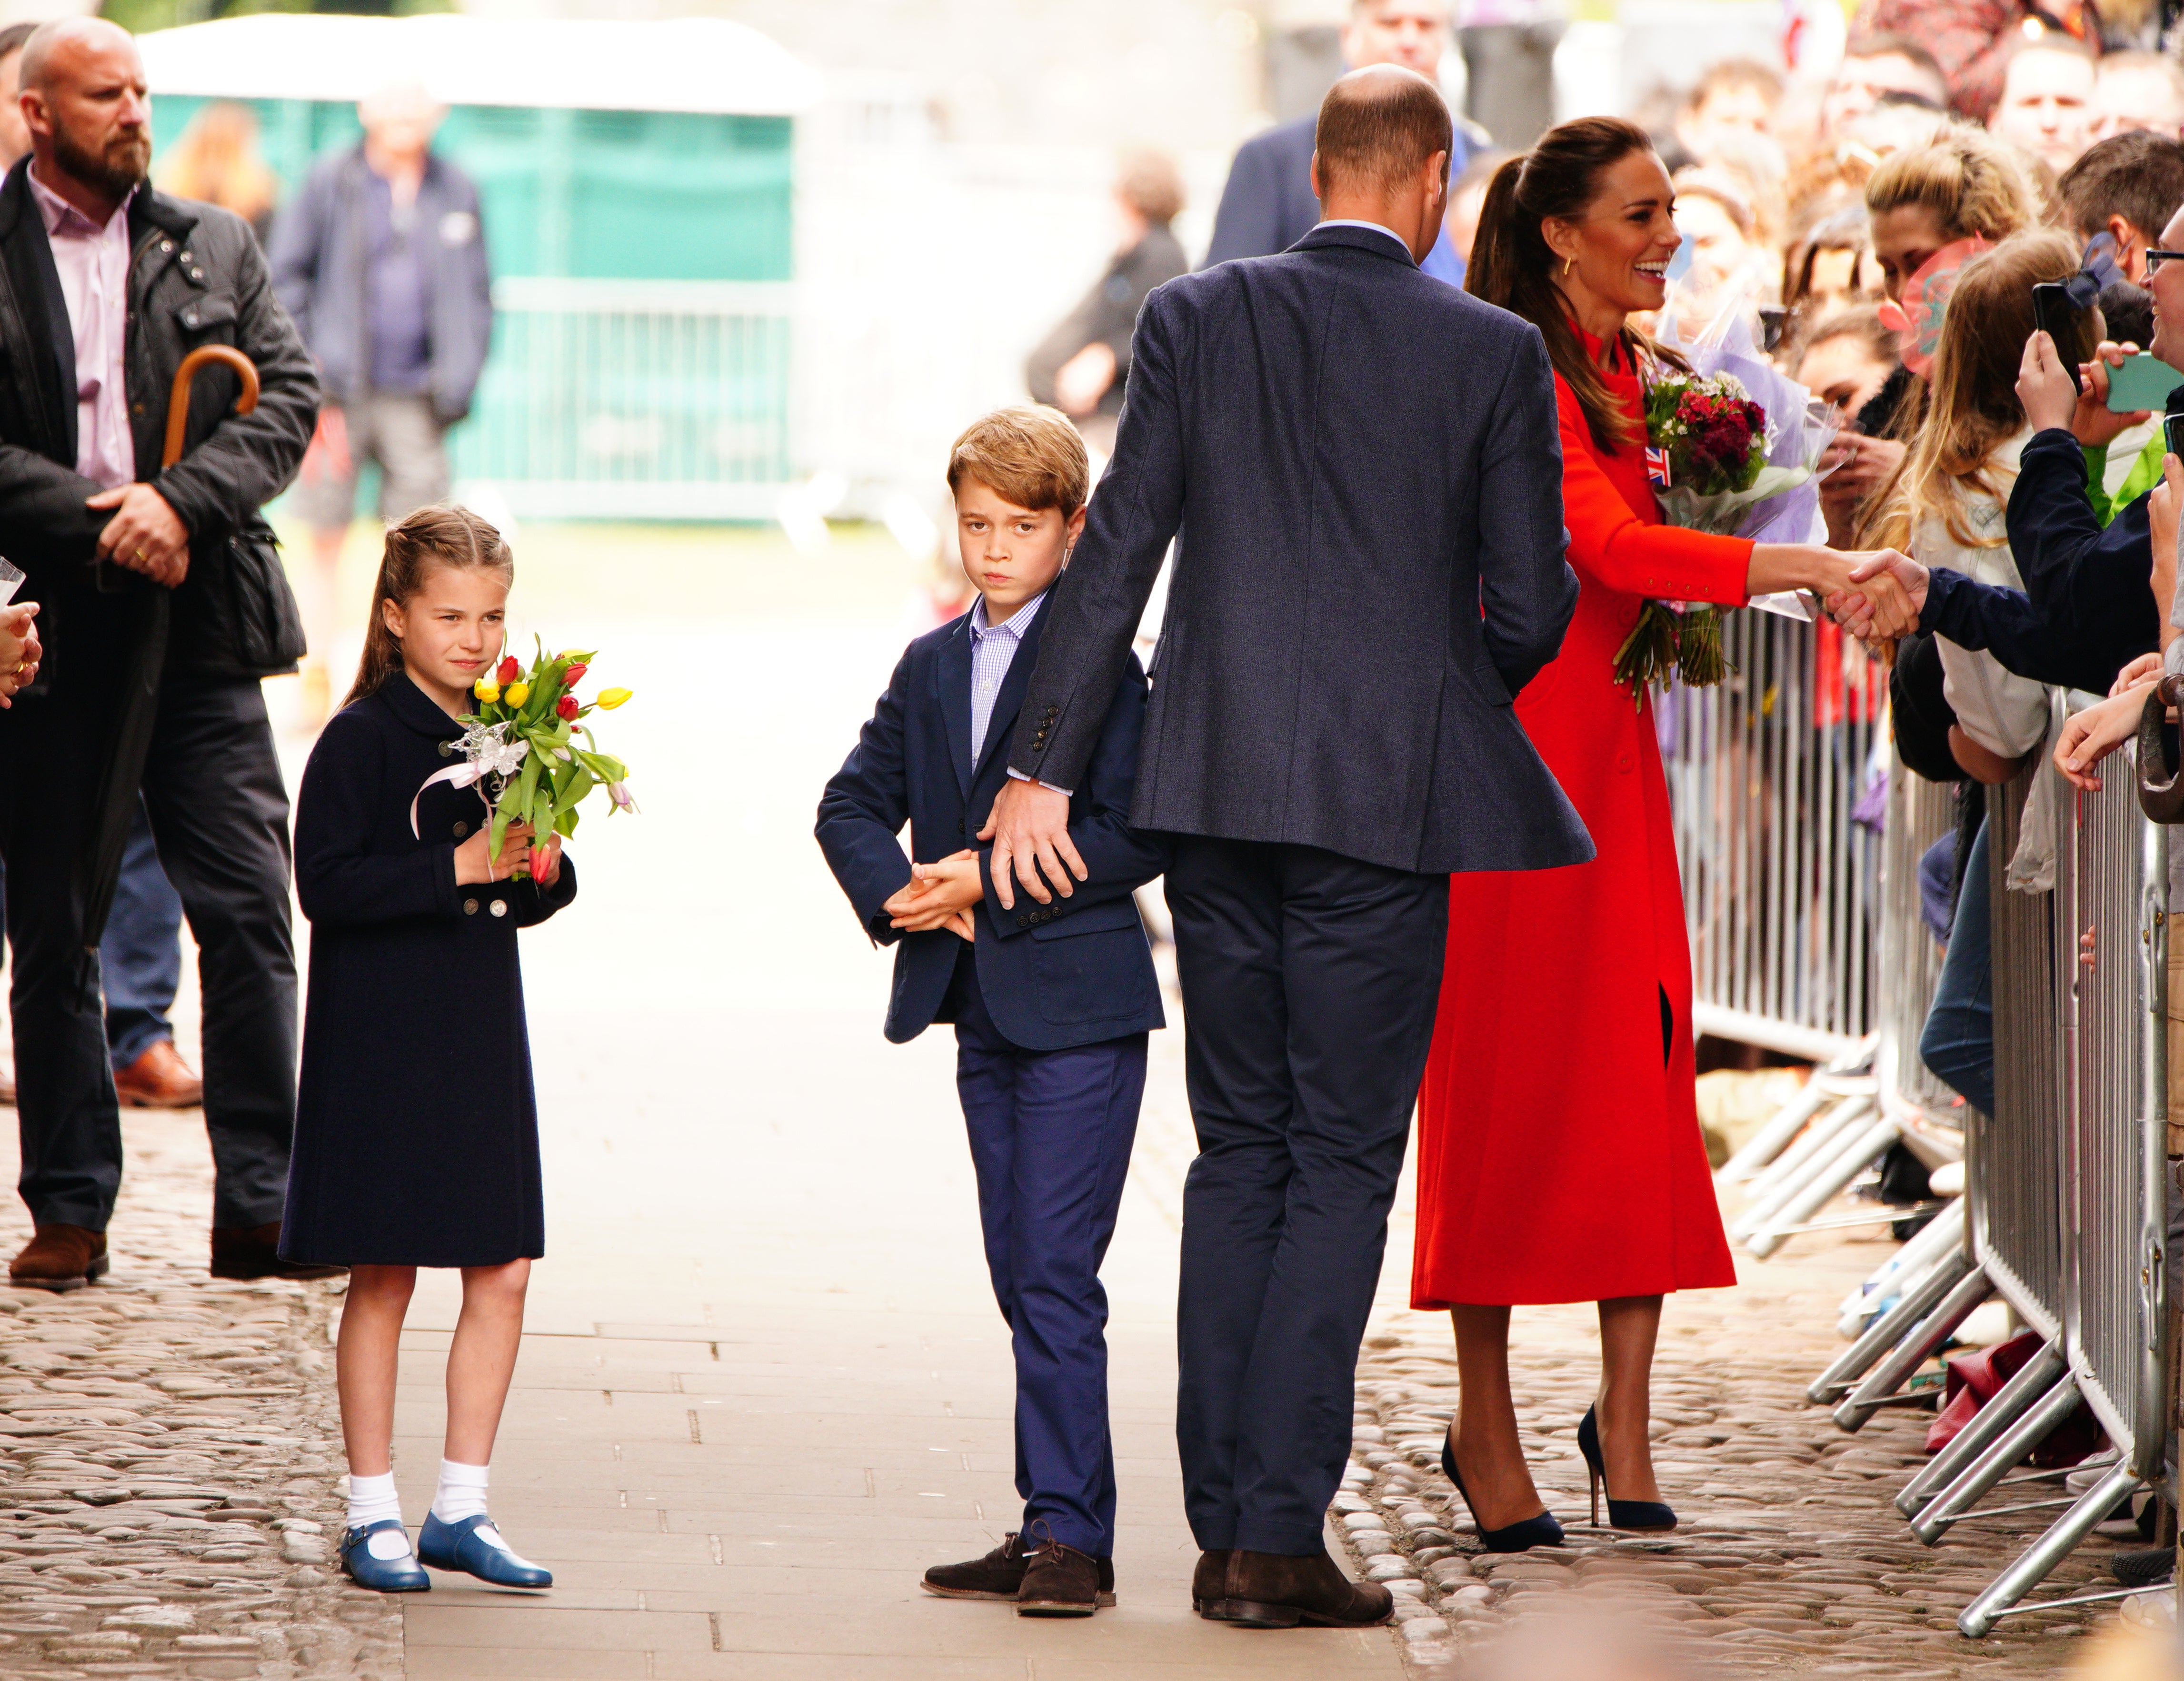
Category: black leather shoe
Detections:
[
  {"x1": 1017, "y1": 1537, "x2": 1102, "y2": 1616},
  {"x1": 923, "y1": 1532, "x2": 1114, "y2": 1605},
  {"x1": 2114, "y1": 1547, "x2": 2174, "y2": 1589},
  {"x1": 1442, "y1": 1426, "x2": 1565, "y2": 1552},
  {"x1": 1577, "y1": 1405, "x2": 1676, "y2": 1532},
  {"x1": 1216, "y1": 1549, "x2": 1391, "y2": 1628},
  {"x1": 1193, "y1": 1548, "x2": 1235, "y2": 1618}
]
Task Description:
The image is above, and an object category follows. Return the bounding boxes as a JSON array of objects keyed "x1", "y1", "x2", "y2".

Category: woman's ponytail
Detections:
[{"x1": 341, "y1": 505, "x2": 515, "y2": 712}]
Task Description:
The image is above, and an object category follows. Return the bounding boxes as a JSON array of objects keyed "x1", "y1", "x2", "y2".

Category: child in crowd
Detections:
[
  {"x1": 816, "y1": 407, "x2": 1166, "y2": 1618},
  {"x1": 283, "y1": 505, "x2": 576, "y2": 1594}
]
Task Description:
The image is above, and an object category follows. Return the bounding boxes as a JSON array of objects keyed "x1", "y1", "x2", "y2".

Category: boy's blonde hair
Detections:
[{"x1": 947, "y1": 406, "x2": 1090, "y2": 517}]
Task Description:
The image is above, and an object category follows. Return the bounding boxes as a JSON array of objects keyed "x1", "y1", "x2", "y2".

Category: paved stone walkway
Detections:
[{"x1": 0, "y1": 1113, "x2": 385, "y2": 1679}]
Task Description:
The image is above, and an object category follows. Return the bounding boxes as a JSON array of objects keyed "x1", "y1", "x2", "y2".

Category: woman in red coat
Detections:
[{"x1": 1415, "y1": 118, "x2": 1918, "y2": 1550}]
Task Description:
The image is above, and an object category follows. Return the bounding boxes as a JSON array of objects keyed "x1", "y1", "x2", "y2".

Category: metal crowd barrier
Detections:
[{"x1": 1670, "y1": 652, "x2": 2172, "y2": 1636}]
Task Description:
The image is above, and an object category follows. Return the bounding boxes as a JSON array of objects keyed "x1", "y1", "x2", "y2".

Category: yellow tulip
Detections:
[
  {"x1": 505, "y1": 681, "x2": 530, "y2": 707},
  {"x1": 597, "y1": 687, "x2": 632, "y2": 710},
  {"x1": 474, "y1": 679, "x2": 500, "y2": 703}
]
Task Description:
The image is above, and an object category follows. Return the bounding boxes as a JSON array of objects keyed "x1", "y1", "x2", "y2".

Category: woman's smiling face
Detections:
[{"x1": 1545, "y1": 149, "x2": 1682, "y2": 321}]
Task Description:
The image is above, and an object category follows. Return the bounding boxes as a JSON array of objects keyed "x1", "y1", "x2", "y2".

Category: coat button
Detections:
[
  {"x1": 453, "y1": 821, "x2": 469, "y2": 838},
  {"x1": 1618, "y1": 752, "x2": 1635, "y2": 772},
  {"x1": 463, "y1": 898, "x2": 479, "y2": 915},
  {"x1": 159, "y1": 239, "x2": 172, "y2": 252},
  {"x1": 179, "y1": 250, "x2": 189, "y2": 263},
  {"x1": 489, "y1": 899, "x2": 508, "y2": 918},
  {"x1": 439, "y1": 741, "x2": 454, "y2": 758}
]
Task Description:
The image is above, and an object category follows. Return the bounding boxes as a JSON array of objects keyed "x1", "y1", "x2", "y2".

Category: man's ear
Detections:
[{"x1": 1309, "y1": 150, "x2": 1323, "y2": 205}]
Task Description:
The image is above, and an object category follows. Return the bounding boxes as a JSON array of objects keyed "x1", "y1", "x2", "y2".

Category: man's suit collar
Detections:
[{"x1": 1292, "y1": 220, "x2": 1419, "y2": 267}]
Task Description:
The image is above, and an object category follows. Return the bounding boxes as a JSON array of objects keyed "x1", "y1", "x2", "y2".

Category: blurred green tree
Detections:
[{"x1": 99, "y1": 0, "x2": 453, "y2": 36}]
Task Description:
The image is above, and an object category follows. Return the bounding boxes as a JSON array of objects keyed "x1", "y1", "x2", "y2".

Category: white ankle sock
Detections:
[
  {"x1": 431, "y1": 1459, "x2": 490, "y2": 1525},
  {"x1": 347, "y1": 1472, "x2": 413, "y2": 1559}
]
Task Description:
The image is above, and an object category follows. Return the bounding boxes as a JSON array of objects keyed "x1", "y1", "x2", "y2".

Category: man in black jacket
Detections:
[
  {"x1": 0, "y1": 18, "x2": 321, "y2": 1290},
  {"x1": 987, "y1": 68, "x2": 1586, "y2": 1628}
]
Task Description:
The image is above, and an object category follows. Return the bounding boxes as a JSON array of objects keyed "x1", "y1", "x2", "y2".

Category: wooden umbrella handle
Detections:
[{"x1": 161, "y1": 344, "x2": 259, "y2": 469}]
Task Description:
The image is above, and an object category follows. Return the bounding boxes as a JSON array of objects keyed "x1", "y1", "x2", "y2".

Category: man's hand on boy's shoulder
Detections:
[{"x1": 885, "y1": 849, "x2": 984, "y2": 939}]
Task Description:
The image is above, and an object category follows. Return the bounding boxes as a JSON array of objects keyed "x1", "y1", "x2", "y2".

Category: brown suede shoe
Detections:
[
  {"x1": 922, "y1": 1532, "x2": 1114, "y2": 1604},
  {"x1": 113, "y1": 1041, "x2": 202, "y2": 1110},
  {"x1": 1017, "y1": 1538, "x2": 1102, "y2": 1617},
  {"x1": 1216, "y1": 1548, "x2": 1393, "y2": 1629},
  {"x1": 11, "y1": 1224, "x2": 108, "y2": 1292},
  {"x1": 1193, "y1": 1549, "x2": 1235, "y2": 1618},
  {"x1": 209, "y1": 1222, "x2": 346, "y2": 1282}
]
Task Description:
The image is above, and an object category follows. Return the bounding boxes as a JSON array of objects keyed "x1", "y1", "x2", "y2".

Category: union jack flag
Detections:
[{"x1": 1644, "y1": 445, "x2": 1672, "y2": 490}]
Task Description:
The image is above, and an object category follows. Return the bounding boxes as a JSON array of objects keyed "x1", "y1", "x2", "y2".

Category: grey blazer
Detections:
[{"x1": 1006, "y1": 222, "x2": 1594, "y2": 878}]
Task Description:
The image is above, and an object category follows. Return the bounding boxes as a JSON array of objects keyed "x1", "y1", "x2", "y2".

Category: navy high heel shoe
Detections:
[
  {"x1": 1576, "y1": 1405, "x2": 1677, "y2": 1532},
  {"x1": 339, "y1": 1518, "x2": 429, "y2": 1592},
  {"x1": 1439, "y1": 1425, "x2": 1565, "y2": 1552},
  {"x1": 418, "y1": 1512, "x2": 553, "y2": 1588}
]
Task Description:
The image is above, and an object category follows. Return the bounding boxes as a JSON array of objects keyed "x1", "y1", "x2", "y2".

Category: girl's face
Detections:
[
  {"x1": 1797, "y1": 335, "x2": 1895, "y2": 423},
  {"x1": 1544, "y1": 150, "x2": 1682, "y2": 324},
  {"x1": 1869, "y1": 203, "x2": 1954, "y2": 304},
  {"x1": 384, "y1": 562, "x2": 508, "y2": 714}
]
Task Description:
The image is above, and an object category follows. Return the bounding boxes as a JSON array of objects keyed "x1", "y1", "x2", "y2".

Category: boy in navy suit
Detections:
[{"x1": 817, "y1": 407, "x2": 1166, "y2": 1618}]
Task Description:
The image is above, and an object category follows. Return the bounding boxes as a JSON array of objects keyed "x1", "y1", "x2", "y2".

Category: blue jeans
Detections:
[
  {"x1": 1920, "y1": 817, "x2": 1995, "y2": 1116},
  {"x1": 949, "y1": 954, "x2": 1146, "y2": 1559},
  {"x1": 0, "y1": 797, "x2": 182, "y2": 1071}
]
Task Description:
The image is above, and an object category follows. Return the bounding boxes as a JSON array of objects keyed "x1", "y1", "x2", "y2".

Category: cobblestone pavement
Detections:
[
  {"x1": 1341, "y1": 1191, "x2": 2133, "y2": 1680},
  {"x1": 0, "y1": 1112, "x2": 384, "y2": 1680}
]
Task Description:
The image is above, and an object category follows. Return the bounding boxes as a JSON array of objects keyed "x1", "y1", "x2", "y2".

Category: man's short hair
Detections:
[
  {"x1": 1315, "y1": 65, "x2": 1453, "y2": 199},
  {"x1": 947, "y1": 406, "x2": 1090, "y2": 517},
  {"x1": 1841, "y1": 33, "x2": 1946, "y2": 95},
  {"x1": 1116, "y1": 149, "x2": 1185, "y2": 228},
  {"x1": 1683, "y1": 57, "x2": 1783, "y2": 117},
  {"x1": 2057, "y1": 129, "x2": 2184, "y2": 241},
  {"x1": 0, "y1": 22, "x2": 38, "y2": 67}
]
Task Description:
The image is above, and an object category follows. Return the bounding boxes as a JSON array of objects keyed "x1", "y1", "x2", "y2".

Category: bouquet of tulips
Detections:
[{"x1": 459, "y1": 639, "x2": 636, "y2": 876}]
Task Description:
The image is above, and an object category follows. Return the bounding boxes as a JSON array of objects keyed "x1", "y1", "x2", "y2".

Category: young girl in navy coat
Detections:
[{"x1": 282, "y1": 505, "x2": 576, "y2": 1593}]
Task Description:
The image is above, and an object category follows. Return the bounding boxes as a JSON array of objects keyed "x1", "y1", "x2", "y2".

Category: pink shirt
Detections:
[{"x1": 29, "y1": 165, "x2": 135, "y2": 491}]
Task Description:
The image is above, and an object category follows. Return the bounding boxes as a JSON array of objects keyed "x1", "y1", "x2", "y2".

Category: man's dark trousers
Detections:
[
  {"x1": 1, "y1": 655, "x2": 296, "y2": 1232},
  {"x1": 947, "y1": 949, "x2": 1146, "y2": 1559},
  {"x1": 1165, "y1": 836, "x2": 1449, "y2": 1556}
]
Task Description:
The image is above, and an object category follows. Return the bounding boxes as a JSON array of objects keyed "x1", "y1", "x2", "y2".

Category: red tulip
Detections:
[
  {"x1": 556, "y1": 695, "x2": 579, "y2": 720},
  {"x1": 497, "y1": 655, "x2": 520, "y2": 685},
  {"x1": 563, "y1": 661, "x2": 588, "y2": 684}
]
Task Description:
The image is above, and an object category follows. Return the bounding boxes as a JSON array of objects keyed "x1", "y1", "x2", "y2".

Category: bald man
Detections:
[
  {"x1": 987, "y1": 65, "x2": 1583, "y2": 1627},
  {"x1": 0, "y1": 17, "x2": 321, "y2": 1290}
]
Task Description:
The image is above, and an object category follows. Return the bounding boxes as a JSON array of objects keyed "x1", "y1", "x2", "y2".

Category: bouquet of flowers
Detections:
[
  {"x1": 1616, "y1": 288, "x2": 1837, "y2": 696},
  {"x1": 410, "y1": 639, "x2": 637, "y2": 878}
]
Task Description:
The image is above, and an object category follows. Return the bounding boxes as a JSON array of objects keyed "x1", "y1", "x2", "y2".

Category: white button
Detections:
[
  {"x1": 489, "y1": 900, "x2": 508, "y2": 918},
  {"x1": 980, "y1": 680, "x2": 993, "y2": 691}
]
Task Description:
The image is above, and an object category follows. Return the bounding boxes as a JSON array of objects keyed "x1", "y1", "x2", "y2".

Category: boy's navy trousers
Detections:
[{"x1": 947, "y1": 948, "x2": 1147, "y2": 1560}]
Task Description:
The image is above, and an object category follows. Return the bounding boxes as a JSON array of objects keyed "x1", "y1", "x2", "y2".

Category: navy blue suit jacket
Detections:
[
  {"x1": 816, "y1": 598, "x2": 1167, "y2": 1051},
  {"x1": 1921, "y1": 427, "x2": 2157, "y2": 693}
]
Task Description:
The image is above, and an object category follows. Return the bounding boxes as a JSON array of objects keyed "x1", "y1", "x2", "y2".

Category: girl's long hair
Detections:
[
  {"x1": 1467, "y1": 115, "x2": 1682, "y2": 453},
  {"x1": 343, "y1": 504, "x2": 516, "y2": 710},
  {"x1": 1872, "y1": 232, "x2": 2087, "y2": 551}
]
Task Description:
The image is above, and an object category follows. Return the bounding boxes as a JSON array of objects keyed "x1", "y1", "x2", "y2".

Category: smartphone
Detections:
[
  {"x1": 2032, "y1": 281, "x2": 2086, "y2": 393},
  {"x1": 2107, "y1": 352, "x2": 2184, "y2": 412},
  {"x1": 2165, "y1": 411, "x2": 2184, "y2": 460}
]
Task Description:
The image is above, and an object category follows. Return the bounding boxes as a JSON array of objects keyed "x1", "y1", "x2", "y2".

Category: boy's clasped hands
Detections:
[{"x1": 885, "y1": 850, "x2": 984, "y2": 941}]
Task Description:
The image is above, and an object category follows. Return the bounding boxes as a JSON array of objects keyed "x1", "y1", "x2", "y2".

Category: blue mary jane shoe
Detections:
[
  {"x1": 418, "y1": 1512, "x2": 553, "y2": 1588},
  {"x1": 339, "y1": 1519, "x2": 430, "y2": 1592}
]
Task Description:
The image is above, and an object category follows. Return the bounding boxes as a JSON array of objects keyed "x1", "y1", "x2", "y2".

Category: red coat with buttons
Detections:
[{"x1": 1412, "y1": 339, "x2": 1745, "y2": 1306}]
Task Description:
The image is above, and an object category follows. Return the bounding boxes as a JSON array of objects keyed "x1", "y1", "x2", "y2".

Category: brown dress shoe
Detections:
[
  {"x1": 1193, "y1": 1549, "x2": 1235, "y2": 1617},
  {"x1": 11, "y1": 1224, "x2": 108, "y2": 1292},
  {"x1": 1216, "y1": 1548, "x2": 1393, "y2": 1629},
  {"x1": 1017, "y1": 1537, "x2": 1102, "y2": 1617},
  {"x1": 922, "y1": 1532, "x2": 1114, "y2": 1604},
  {"x1": 209, "y1": 1222, "x2": 346, "y2": 1282},
  {"x1": 113, "y1": 1041, "x2": 202, "y2": 1109}
]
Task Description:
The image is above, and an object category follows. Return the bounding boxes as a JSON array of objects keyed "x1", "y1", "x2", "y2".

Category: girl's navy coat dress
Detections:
[{"x1": 280, "y1": 671, "x2": 576, "y2": 1267}]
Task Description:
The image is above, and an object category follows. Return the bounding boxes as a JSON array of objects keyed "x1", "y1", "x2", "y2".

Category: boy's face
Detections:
[{"x1": 955, "y1": 477, "x2": 1086, "y2": 624}]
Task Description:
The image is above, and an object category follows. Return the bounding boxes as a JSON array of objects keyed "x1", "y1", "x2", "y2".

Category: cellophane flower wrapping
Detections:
[{"x1": 1615, "y1": 288, "x2": 1838, "y2": 697}]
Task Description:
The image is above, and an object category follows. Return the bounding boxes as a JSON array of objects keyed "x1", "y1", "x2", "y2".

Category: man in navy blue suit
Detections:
[
  {"x1": 817, "y1": 407, "x2": 1169, "y2": 1620},
  {"x1": 1204, "y1": 0, "x2": 1472, "y2": 281},
  {"x1": 986, "y1": 67, "x2": 1586, "y2": 1630}
]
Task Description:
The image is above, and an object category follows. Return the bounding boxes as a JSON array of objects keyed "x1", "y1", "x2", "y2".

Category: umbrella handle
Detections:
[{"x1": 161, "y1": 344, "x2": 259, "y2": 469}]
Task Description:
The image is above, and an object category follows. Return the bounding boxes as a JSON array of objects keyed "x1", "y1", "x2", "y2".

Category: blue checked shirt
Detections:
[{"x1": 969, "y1": 591, "x2": 1047, "y2": 762}]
